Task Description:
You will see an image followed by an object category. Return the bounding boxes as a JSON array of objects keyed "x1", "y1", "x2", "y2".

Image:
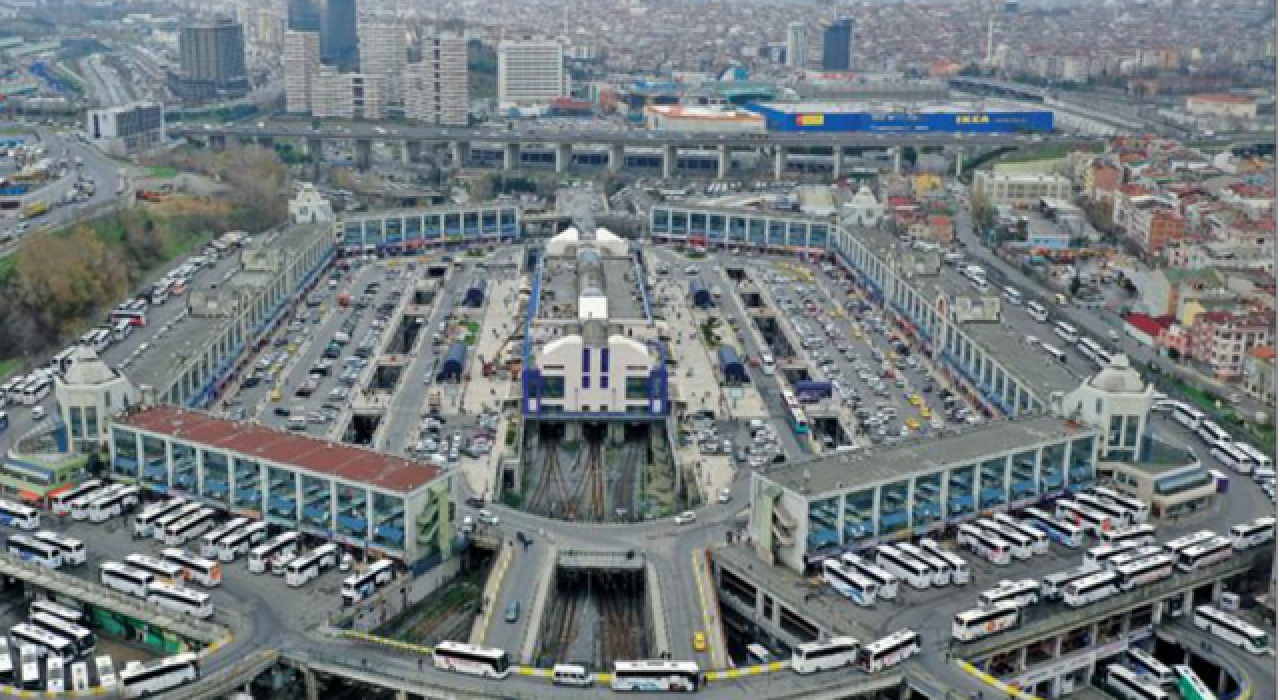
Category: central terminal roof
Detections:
[
  {"x1": 762, "y1": 416, "x2": 1090, "y2": 498},
  {"x1": 115, "y1": 405, "x2": 442, "y2": 494}
]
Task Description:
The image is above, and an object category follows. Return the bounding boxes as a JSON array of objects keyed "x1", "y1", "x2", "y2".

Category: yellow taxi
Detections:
[
  {"x1": 693, "y1": 632, "x2": 708, "y2": 652},
  {"x1": 908, "y1": 394, "x2": 923, "y2": 406},
  {"x1": 269, "y1": 388, "x2": 282, "y2": 402},
  {"x1": 920, "y1": 406, "x2": 932, "y2": 419},
  {"x1": 906, "y1": 418, "x2": 921, "y2": 431}
]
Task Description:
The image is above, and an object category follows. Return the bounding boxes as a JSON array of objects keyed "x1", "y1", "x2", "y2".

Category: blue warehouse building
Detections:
[{"x1": 748, "y1": 102, "x2": 1054, "y2": 134}]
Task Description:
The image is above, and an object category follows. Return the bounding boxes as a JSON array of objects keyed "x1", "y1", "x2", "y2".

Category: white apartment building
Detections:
[
  {"x1": 311, "y1": 69, "x2": 384, "y2": 120},
  {"x1": 497, "y1": 38, "x2": 567, "y2": 108},
  {"x1": 405, "y1": 34, "x2": 469, "y2": 126},
  {"x1": 786, "y1": 21, "x2": 807, "y2": 69},
  {"x1": 284, "y1": 30, "x2": 320, "y2": 113},
  {"x1": 358, "y1": 21, "x2": 408, "y2": 106},
  {"x1": 972, "y1": 171, "x2": 1072, "y2": 208}
]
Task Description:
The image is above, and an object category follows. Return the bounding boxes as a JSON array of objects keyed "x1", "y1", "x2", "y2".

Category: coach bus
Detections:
[
  {"x1": 30, "y1": 612, "x2": 94, "y2": 657},
  {"x1": 0, "y1": 499, "x2": 40, "y2": 530},
  {"x1": 149, "y1": 503, "x2": 203, "y2": 541},
  {"x1": 124, "y1": 553, "x2": 183, "y2": 585},
  {"x1": 1116, "y1": 555, "x2": 1175, "y2": 591},
  {"x1": 979, "y1": 579, "x2": 1040, "y2": 609},
  {"x1": 919, "y1": 539, "x2": 971, "y2": 584},
  {"x1": 873, "y1": 545, "x2": 932, "y2": 590},
  {"x1": 133, "y1": 499, "x2": 188, "y2": 537},
  {"x1": 1041, "y1": 566, "x2": 1098, "y2": 601},
  {"x1": 1083, "y1": 542, "x2": 1139, "y2": 570},
  {"x1": 33, "y1": 531, "x2": 86, "y2": 566},
  {"x1": 1127, "y1": 647, "x2": 1175, "y2": 686},
  {"x1": 790, "y1": 637, "x2": 859, "y2": 674},
  {"x1": 840, "y1": 554, "x2": 900, "y2": 600},
  {"x1": 1174, "y1": 536, "x2": 1233, "y2": 572},
  {"x1": 432, "y1": 641, "x2": 512, "y2": 679},
  {"x1": 145, "y1": 582, "x2": 213, "y2": 619},
  {"x1": 1173, "y1": 665, "x2": 1217, "y2": 700},
  {"x1": 957, "y1": 524, "x2": 1013, "y2": 566},
  {"x1": 896, "y1": 543, "x2": 951, "y2": 586},
  {"x1": 199, "y1": 517, "x2": 248, "y2": 559},
  {"x1": 8, "y1": 534, "x2": 63, "y2": 569},
  {"x1": 992, "y1": 514, "x2": 1049, "y2": 555},
  {"x1": 821, "y1": 559, "x2": 878, "y2": 607},
  {"x1": 1163, "y1": 530, "x2": 1217, "y2": 558},
  {"x1": 1193, "y1": 605, "x2": 1269, "y2": 654},
  {"x1": 1063, "y1": 570, "x2": 1119, "y2": 608},
  {"x1": 118, "y1": 653, "x2": 200, "y2": 699},
  {"x1": 219, "y1": 521, "x2": 269, "y2": 562},
  {"x1": 975, "y1": 519, "x2": 1035, "y2": 560},
  {"x1": 857, "y1": 630, "x2": 919, "y2": 673},
  {"x1": 1089, "y1": 487, "x2": 1150, "y2": 523},
  {"x1": 99, "y1": 562, "x2": 154, "y2": 598},
  {"x1": 87, "y1": 484, "x2": 140, "y2": 522},
  {"x1": 285, "y1": 543, "x2": 341, "y2": 588},
  {"x1": 341, "y1": 559, "x2": 396, "y2": 605},
  {"x1": 952, "y1": 603, "x2": 1020, "y2": 643},
  {"x1": 1055, "y1": 500, "x2": 1117, "y2": 535},
  {"x1": 51, "y1": 480, "x2": 103, "y2": 516},
  {"x1": 1075, "y1": 493, "x2": 1137, "y2": 528},
  {"x1": 610, "y1": 660, "x2": 701, "y2": 692},
  {"x1": 163, "y1": 508, "x2": 220, "y2": 546},
  {"x1": 1106, "y1": 664, "x2": 1169, "y2": 700},
  {"x1": 162, "y1": 548, "x2": 222, "y2": 587},
  {"x1": 248, "y1": 531, "x2": 301, "y2": 574},
  {"x1": 1229, "y1": 517, "x2": 1276, "y2": 550},
  {"x1": 1100, "y1": 524, "x2": 1157, "y2": 550},
  {"x1": 1023, "y1": 507, "x2": 1085, "y2": 548},
  {"x1": 10, "y1": 624, "x2": 76, "y2": 665}
]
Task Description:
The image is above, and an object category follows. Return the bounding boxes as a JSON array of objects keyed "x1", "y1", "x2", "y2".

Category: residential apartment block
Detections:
[
  {"x1": 405, "y1": 34, "x2": 469, "y2": 126},
  {"x1": 498, "y1": 38, "x2": 567, "y2": 108}
]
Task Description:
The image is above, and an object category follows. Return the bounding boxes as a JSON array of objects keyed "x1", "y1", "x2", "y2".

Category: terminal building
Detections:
[
  {"x1": 746, "y1": 101, "x2": 1054, "y2": 134},
  {"x1": 520, "y1": 227, "x2": 669, "y2": 424},
  {"x1": 336, "y1": 202, "x2": 521, "y2": 254},
  {"x1": 108, "y1": 405, "x2": 454, "y2": 564}
]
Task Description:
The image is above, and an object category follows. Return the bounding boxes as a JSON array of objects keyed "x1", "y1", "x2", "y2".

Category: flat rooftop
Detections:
[
  {"x1": 962, "y1": 318, "x2": 1082, "y2": 397},
  {"x1": 761, "y1": 415, "x2": 1091, "y2": 498},
  {"x1": 115, "y1": 405, "x2": 441, "y2": 494},
  {"x1": 538, "y1": 255, "x2": 646, "y2": 321},
  {"x1": 755, "y1": 100, "x2": 1049, "y2": 115}
]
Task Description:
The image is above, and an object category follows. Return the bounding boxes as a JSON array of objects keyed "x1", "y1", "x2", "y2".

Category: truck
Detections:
[{"x1": 22, "y1": 201, "x2": 48, "y2": 219}]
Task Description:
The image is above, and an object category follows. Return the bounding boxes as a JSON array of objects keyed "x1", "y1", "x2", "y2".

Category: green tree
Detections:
[{"x1": 970, "y1": 188, "x2": 997, "y2": 232}]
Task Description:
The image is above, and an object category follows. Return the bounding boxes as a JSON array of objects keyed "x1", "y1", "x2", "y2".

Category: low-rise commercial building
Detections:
[
  {"x1": 109, "y1": 405, "x2": 453, "y2": 563},
  {"x1": 1241, "y1": 346, "x2": 1276, "y2": 405},
  {"x1": 336, "y1": 203, "x2": 521, "y2": 253},
  {"x1": 86, "y1": 102, "x2": 165, "y2": 157},
  {"x1": 644, "y1": 106, "x2": 765, "y2": 133},
  {"x1": 972, "y1": 172, "x2": 1072, "y2": 208}
]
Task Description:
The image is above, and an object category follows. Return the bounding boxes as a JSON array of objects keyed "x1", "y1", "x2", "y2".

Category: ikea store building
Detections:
[{"x1": 747, "y1": 102, "x2": 1054, "y2": 134}]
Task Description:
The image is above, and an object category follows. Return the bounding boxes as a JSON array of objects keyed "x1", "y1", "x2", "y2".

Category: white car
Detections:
[
  {"x1": 674, "y1": 511, "x2": 697, "y2": 526},
  {"x1": 718, "y1": 489, "x2": 731, "y2": 504},
  {"x1": 478, "y1": 510, "x2": 500, "y2": 526}
]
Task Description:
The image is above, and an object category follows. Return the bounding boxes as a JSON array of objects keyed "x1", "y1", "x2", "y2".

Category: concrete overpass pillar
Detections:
[
  {"x1": 450, "y1": 140, "x2": 470, "y2": 168},
  {"x1": 355, "y1": 139, "x2": 373, "y2": 172},
  {"x1": 405, "y1": 140, "x2": 422, "y2": 164},
  {"x1": 503, "y1": 142, "x2": 520, "y2": 171},
  {"x1": 396, "y1": 690, "x2": 409, "y2": 700},
  {"x1": 954, "y1": 148, "x2": 965, "y2": 178},
  {"x1": 555, "y1": 143, "x2": 571, "y2": 173},
  {"x1": 302, "y1": 667, "x2": 319, "y2": 700},
  {"x1": 773, "y1": 146, "x2": 787, "y2": 180},
  {"x1": 891, "y1": 147, "x2": 902, "y2": 176},
  {"x1": 661, "y1": 145, "x2": 676, "y2": 179},
  {"x1": 209, "y1": 133, "x2": 227, "y2": 152},
  {"x1": 832, "y1": 146, "x2": 844, "y2": 179},
  {"x1": 609, "y1": 143, "x2": 625, "y2": 172},
  {"x1": 308, "y1": 137, "x2": 324, "y2": 181},
  {"x1": 717, "y1": 144, "x2": 731, "y2": 179}
]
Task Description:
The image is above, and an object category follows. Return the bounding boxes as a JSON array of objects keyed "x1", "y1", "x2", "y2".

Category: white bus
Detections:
[
  {"x1": 1229, "y1": 517, "x2": 1276, "y2": 550},
  {"x1": 1024, "y1": 507, "x2": 1085, "y2": 548},
  {"x1": 30, "y1": 613, "x2": 95, "y2": 656},
  {"x1": 1041, "y1": 566, "x2": 1098, "y2": 601},
  {"x1": 218, "y1": 521, "x2": 269, "y2": 561},
  {"x1": 94, "y1": 656, "x2": 117, "y2": 692},
  {"x1": 1106, "y1": 545, "x2": 1165, "y2": 572},
  {"x1": 1089, "y1": 487, "x2": 1150, "y2": 523},
  {"x1": 99, "y1": 562, "x2": 154, "y2": 598},
  {"x1": 873, "y1": 545, "x2": 932, "y2": 590},
  {"x1": 133, "y1": 498, "x2": 188, "y2": 537},
  {"x1": 957, "y1": 524, "x2": 1013, "y2": 566},
  {"x1": 1197, "y1": 421, "x2": 1232, "y2": 449},
  {"x1": 1107, "y1": 665, "x2": 1169, "y2": 700},
  {"x1": 1172, "y1": 403, "x2": 1205, "y2": 432},
  {"x1": 1192, "y1": 605, "x2": 1269, "y2": 655},
  {"x1": 87, "y1": 484, "x2": 141, "y2": 522},
  {"x1": 146, "y1": 582, "x2": 213, "y2": 619},
  {"x1": 1100, "y1": 524, "x2": 1157, "y2": 550},
  {"x1": 31, "y1": 601, "x2": 85, "y2": 627},
  {"x1": 1116, "y1": 555, "x2": 1174, "y2": 591},
  {"x1": 32, "y1": 531, "x2": 86, "y2": 566},
  {"x1": 1083, "y1": 542, "x2": 1139, "y2": 570},
  {"x1": 821, "y1": 559, "x2": 878, "y2": 606},
  {"x1": 919, "y1": 539, "x2": 971, "y2": 584},
  {"x1": 79, "y1": 328, "x2": 111, "y2": 354},
  {"x1": 1127, "y1": 647, "x2": 1175, "y2": 686},
  {"x1": 1053, "y1": 321, "x2": 1078, "y2": 344},
  {"x1": 611, "y1": 660, "x2": 701, "y2": 692},
  {"x1": 896, "y1": 542, "x2": 951, "y2": 586},
  {"x1": 1075, "y1": 493, "x2": 1137, "y2": 527},
  {"x1": 979, "y1": 579, "x2": 1040, "y2": 609},
  {"x1": 10, "y1": 624, "x2": 75, "y2": 664},
  {"x1": 16, "y1": 646, "x2": 39, "y2": 690},
  {"x1": 7, "y1": 534, "x2": 63, "y2": 569},
  {"x1": 118, "y1": 652, "x2": 201, "y2": 698},
  {"x1": 150, "y1": 503, "x2": 204, "y2": 540},
  {"x1": 1062, "y1": 570, "x2": 1119, "y2": 608},
  {"x1": 1234, "y1": 443, "x2": 1272, "y2": 472},
  {"x1": 51, "y1": 480, "x2": 103, "y2": 516},
  {"x1": 49, "y1": 659, "x2": 66, "y2": 693},
  {"x1": 0, "y1": 638, "x2": 10, "y2": 686},
  {"x1": 1174, "y1": 536, "x2": 1233, "y2": 572},
  {"x1": 1163, "y1": 530, "x2": 1217, "y2": 557},
  {"x1": 18, "y1": 378, "x2": 51, "y2": 405},
  {"x1": 0, "y1": 499, "x2": 39, "y2": 530},
  {"x1": 1055, "y1": 500, "x2": 1118, "y2": 535},
  {"x1": 952, "y1": 604, "x2": 1020, "y2": 643},
  {"x1": 975, "y1": 519, "x2": 1035, "y2": 560},
  {"x1": 857, "y1": 629, "x2": 919, "y2": 673},
  {"x1": 1026, "y1": 300, "x2": 1048, "y2": 322},
  {"x1": 124, "y1": 553, "x2": 183, "y2": 585},
  {"x1": 1002, "y1": 287, "x2": 1023, "y2": 306},
  {"x1": 341, "y1": 559, "x2": 396, "y2": 605},
  {"x1": 1039, "y1": 343, "x2": 1067, "y2": 364},
  {"x1": 285, "y1": 543, "x2": 341, "y2": 588},
  {"x1": 992, "y1": 514, "x2": 1049, "y2": 555},
  {"x1": 162, "y1": 548, "x2": 222, "y2": 587},
  {"x1": 163, "y1": 508, "x2": 219, "y2": 546},
  {"x1": 200, "y1": 517, "x2": 248, "y2": 559},
  {"x1": 70, "y1": 660, "x2": 90, "y2": 692},
  {"x1": 1173, "y1": 665, "x2": 1216, "y2": 700},
  {"x1": 840, "y1": 554, "x2": 900, "y2": 600},
  {"x1": 248, "y1": 531, "x2": 301, "y2": 574},
  {"x1": 431, "y1": 641, "x2": 512, "y2": 679},
  {"x1": 1210, "y1": 443, "x2": 1254, "y2": 474},
  {"x1": 790, "y1": 637, "x2": 859, "y2": 674}
]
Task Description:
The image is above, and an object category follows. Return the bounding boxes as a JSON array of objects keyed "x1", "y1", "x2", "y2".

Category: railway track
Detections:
[
  {"x1": 611, "y1": 442, "x2": 641, "y2": 522},
  {"x1": 528, "y1": 439, "x2": 571, "y2": 517},
  {"x1": 598, "y1": 582, "x2": 642, "y2": 662}
]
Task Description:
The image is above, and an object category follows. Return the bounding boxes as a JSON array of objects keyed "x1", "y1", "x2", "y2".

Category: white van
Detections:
[
  {"x1": 553, "y1": 664, "x2": 593, "y2": 687},
  {"x1": 287, "y1": 415, "x2": 307, "y2": 431},
  {"x1": 1002, "y1": 287, "x2": 1023, "y2": 305},
  {"x1": 760, "y1": 353, "x2": 776, "y2": 376}
]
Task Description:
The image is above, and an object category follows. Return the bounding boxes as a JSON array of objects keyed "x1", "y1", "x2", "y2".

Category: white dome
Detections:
[{"x1": 1088, "y1": 354, "x2": 1146, "y2": 393}]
